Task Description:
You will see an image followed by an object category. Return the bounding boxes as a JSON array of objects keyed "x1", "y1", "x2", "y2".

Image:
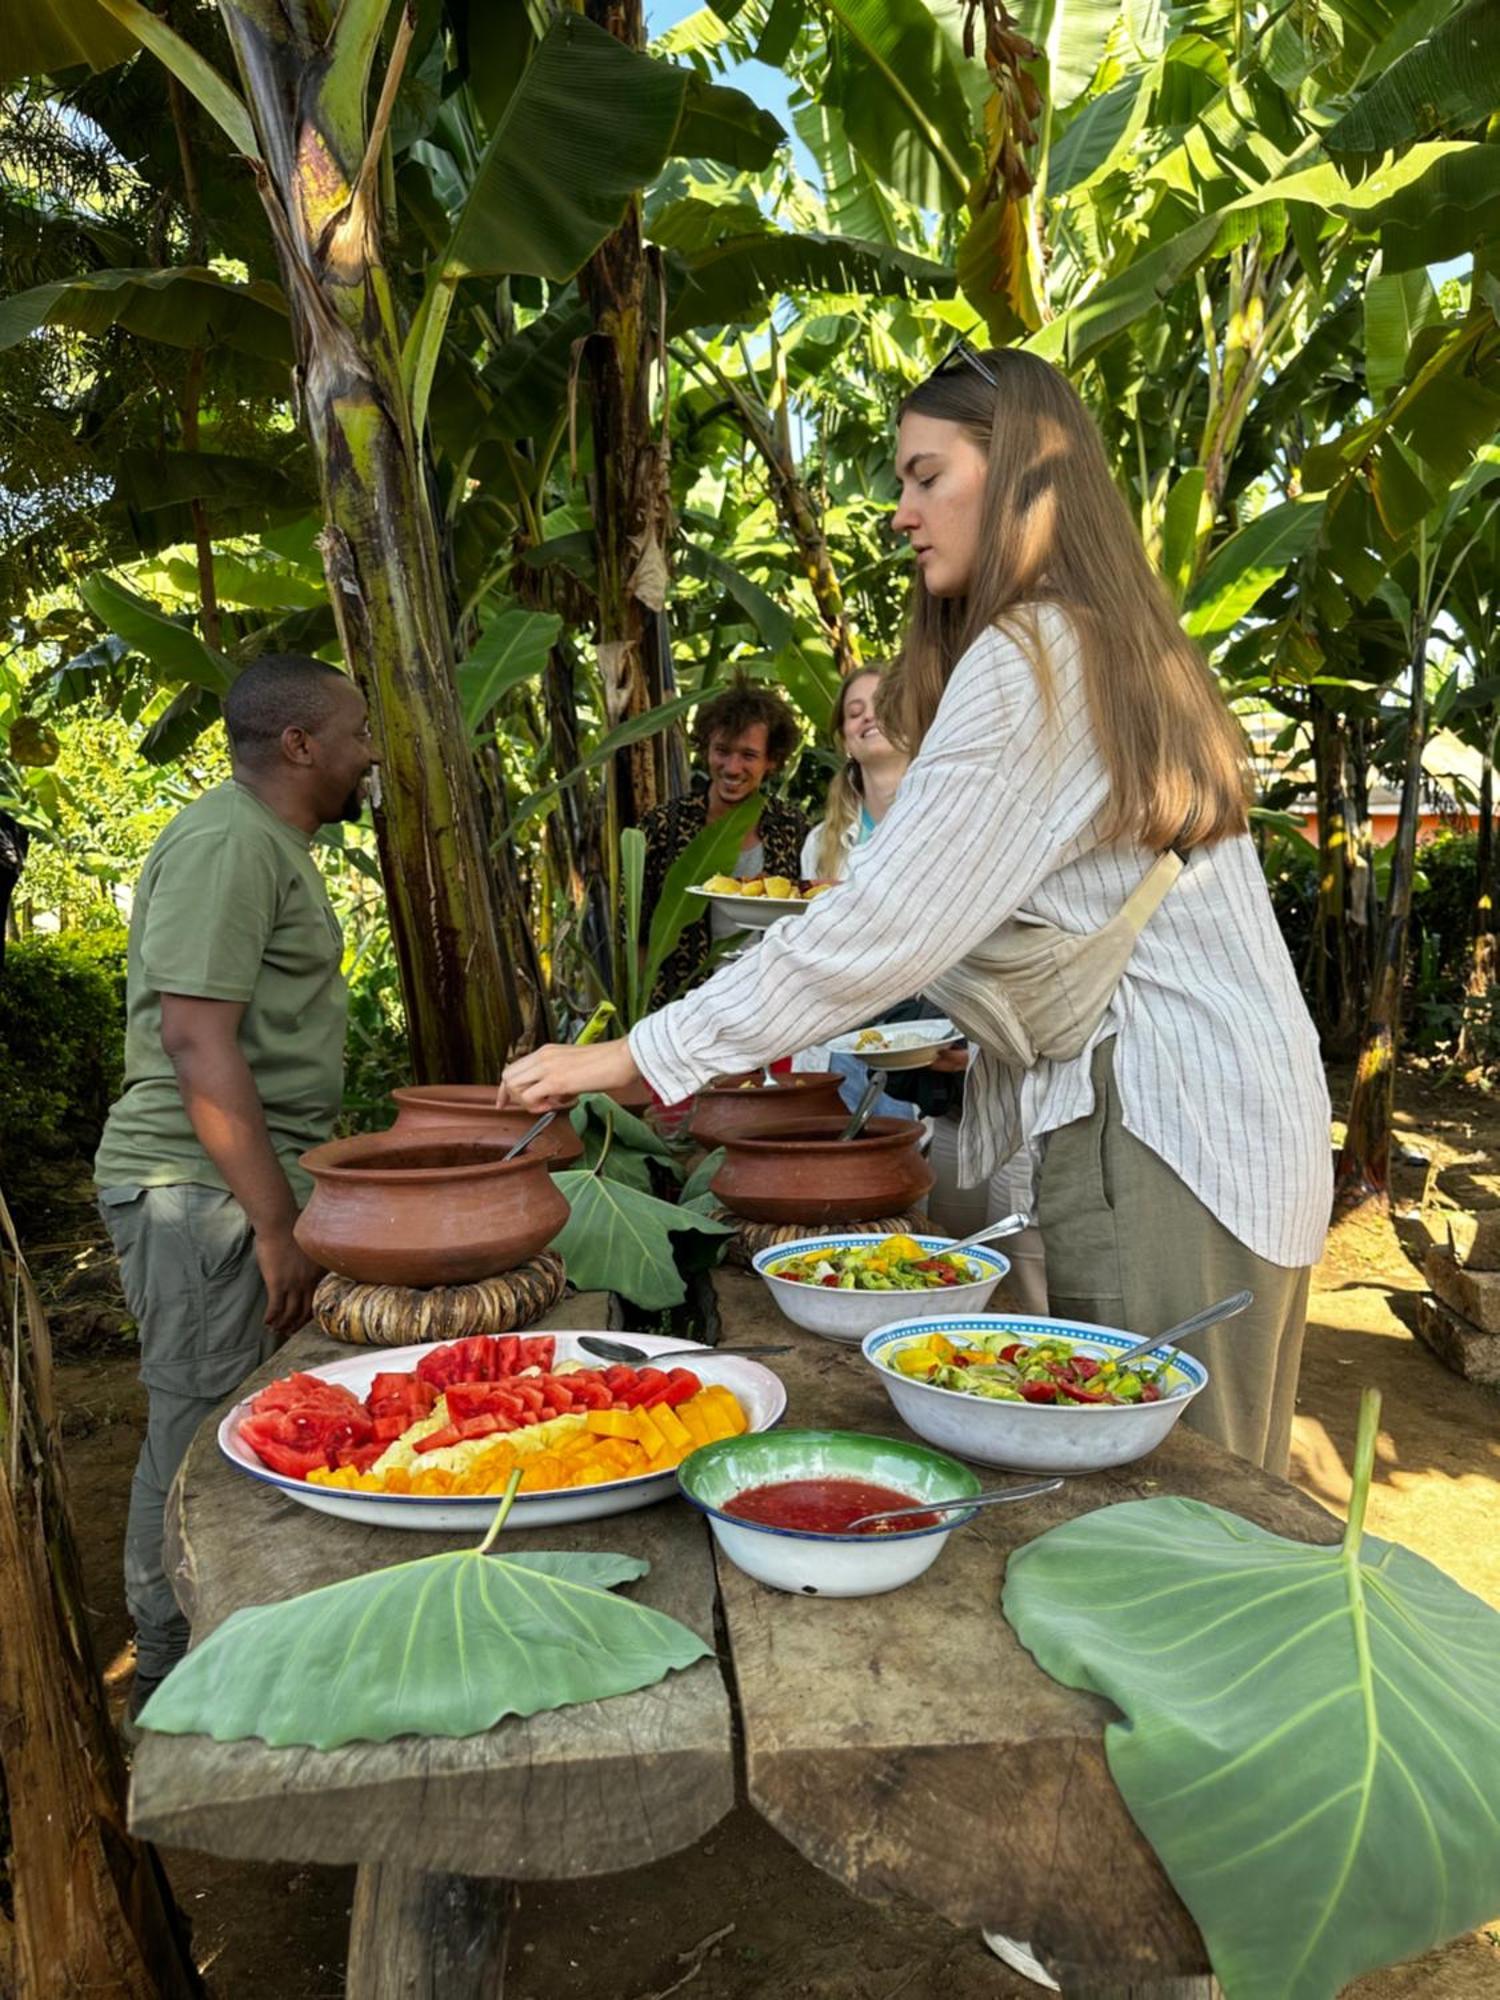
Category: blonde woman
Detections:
[
  {"x1": 503, "y1": 346, "x2": 1330, "y2": 1476},
  {"x1": 802, "y1": 668, "x2": 908, "y2": 882}
]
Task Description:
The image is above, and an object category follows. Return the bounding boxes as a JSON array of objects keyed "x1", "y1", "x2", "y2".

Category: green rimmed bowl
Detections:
[{"x1": 676, "y1": 1428, "x2": 982, "y2": 1597}]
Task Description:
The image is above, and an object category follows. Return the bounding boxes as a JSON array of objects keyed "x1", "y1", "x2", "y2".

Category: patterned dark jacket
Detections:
[{"x1": 640, "y1": 791, "x2": 809, "y2": 1009}]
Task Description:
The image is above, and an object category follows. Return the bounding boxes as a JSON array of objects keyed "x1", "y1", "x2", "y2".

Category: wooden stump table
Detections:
[
  {"x1": 704, "y1": 1270, "x2": 1344, "y2": 2000},
  {"x1": 130, "y1": 1274, "x2": 1346, "y2": 1998},
  {"x1": 129, "y1": 1291, "x2": 736, "y2": 1997}
]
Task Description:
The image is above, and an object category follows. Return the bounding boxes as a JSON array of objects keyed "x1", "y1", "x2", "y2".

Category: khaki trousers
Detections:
[
  {"x1": 1037, "y1": 1041, "x2": 1310, "y2": 1476},
  {"x1": 99, "y1": 1184, "x2": 273, "y2": 1679},
  {"x1": 925, "y1": 1114, "x2": 1049, "y2": 1315}
]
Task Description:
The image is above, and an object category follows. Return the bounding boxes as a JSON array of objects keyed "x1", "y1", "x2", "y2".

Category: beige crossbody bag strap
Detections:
[{"x1": 1120, "y1": 847, "x2": 1185, "y2": 934}]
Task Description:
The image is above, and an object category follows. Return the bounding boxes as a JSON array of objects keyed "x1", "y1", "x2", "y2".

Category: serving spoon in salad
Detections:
[
  {"x1": 1106, "y1": 1288, "x2": 1255, "y2": 1372},
  {"x1": 847, "y1": 1476, "x2": 1063, "y2": 1532}
]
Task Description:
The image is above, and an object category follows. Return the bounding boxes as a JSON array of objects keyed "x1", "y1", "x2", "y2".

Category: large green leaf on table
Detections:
[
  {"x1": 819, "y1": 0, "x2": 978, "y2": 213},
  {"x1": 459, "y1": 608, "x2": 563, "y2": 734},
  {"x1": 79, "y1": 575, "x2": 236, "y2": 696},
  {"x1": 1048, "y1": 73, "x2": 1151, "y2": 197},
  {"x1": 794, "y1": 100, "x2": 905, "y2": 246},
  {"x1": 568, "y1": 1094, "x2": 676, "y2": 1199},
  {"x1": 2, "y1": 0, "x2": 136, "y2": 83},
  {"x1": 1002, "y1": 1391, "x2": 1500, "y2": 2000},
  {"x1": 443, "y1": 14, "x2": 686, "y2": 282},
  {"x1": 641, "y1": 795, "x2": 763, "y2": 1006},
  {"x1": 550, "y1": 1170, "x2": 733, "y2": 1309},
  {"x1": 666, "y1": 228, "x2": 954, "y2": 333},
  {"x1": 1324, "y1": 0, "x2": 1500, "y2": 154},
  {"x1": 1363, "y1": 261, "x2": 1440, "y2": 399},
  {"x1": 1182, "y1": 498, "x2": 1325, "y2": 644},
  {"x1": 140, "y1": 1541, "x2": 710, "y2": 1749},
  {"x1": 674, "y1": 73, "x2": 785, "y2": 169},
  {"x1": 0, "y1": 266, "x2": 291, "y2": 364}
]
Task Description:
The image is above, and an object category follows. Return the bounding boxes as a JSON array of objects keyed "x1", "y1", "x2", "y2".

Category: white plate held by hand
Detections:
[{"x1": 826, "y1": 1018, "x2": 962, "y2": 1070}]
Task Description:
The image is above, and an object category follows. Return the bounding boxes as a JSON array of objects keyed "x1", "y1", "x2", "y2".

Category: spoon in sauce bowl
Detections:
[{"x1": 846, "y1": 1476, "x2": 1063, "y2": 1532}]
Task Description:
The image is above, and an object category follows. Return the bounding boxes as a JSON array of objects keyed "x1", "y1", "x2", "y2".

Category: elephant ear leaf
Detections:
[
  {"x1": 1002, "y1": 1390, "x2": 1500, "y2": 2000},
  {"x1": 138, "y1": 1503, "x2": 711, "y2": 1750}
]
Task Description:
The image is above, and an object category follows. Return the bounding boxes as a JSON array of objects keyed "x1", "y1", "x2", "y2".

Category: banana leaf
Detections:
[
  {"x1": 1003, "y1": 1390, "x2": 1500, "y2": 2000},
  {"x1": 140, "y1": 1493, "x2": 711, "y2": 1750},
  {"x1": 640, "y1": 793, "x2": 762, "y2": 1007}
]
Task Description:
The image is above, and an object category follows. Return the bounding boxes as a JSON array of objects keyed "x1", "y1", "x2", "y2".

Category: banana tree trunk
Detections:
[
  {"x1": 1310, "y1": 691, "x2": 1372, "y2": 1056},
  {"x1": 581, "y1": 0, "x2": 678, "y2": 830},
  {"x1": 1, "y1": 1191, "x2": 201, "y2": 2000},
  {"x1": 214, "y1": 0, "x2": 538, "y2": 1081},
  {"x1": 1334, "y1": 636, "x2": 1428, "y2": 1214},
  {"x1": 1460, "y1": 716, "x2": 1496, "y2": 1058}
]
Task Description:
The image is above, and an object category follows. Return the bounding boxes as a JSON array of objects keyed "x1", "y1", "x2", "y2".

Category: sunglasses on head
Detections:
[{"x1": 928, "y1": 337, "x2": 998, "y2": 388}]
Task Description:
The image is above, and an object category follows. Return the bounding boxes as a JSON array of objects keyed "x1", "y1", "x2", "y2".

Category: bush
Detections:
[{"x1": 0, "y1": 929, "x2": 128, "y2": 1175}]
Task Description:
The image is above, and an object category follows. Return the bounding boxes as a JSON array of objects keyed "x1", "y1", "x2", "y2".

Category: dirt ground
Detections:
[{"x1": 20, "y1": 1063, "x2": 1500, "y2": 2000}]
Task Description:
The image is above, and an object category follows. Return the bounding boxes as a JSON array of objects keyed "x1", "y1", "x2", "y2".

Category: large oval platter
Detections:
[{"x1": 218, "y1": 1333, "x2": 787, "y2": 1531}]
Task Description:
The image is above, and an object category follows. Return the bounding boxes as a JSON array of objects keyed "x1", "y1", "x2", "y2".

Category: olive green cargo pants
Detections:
[{"x1": 1036, "y1": 1041, "x2": 1311, "y2": 1476}]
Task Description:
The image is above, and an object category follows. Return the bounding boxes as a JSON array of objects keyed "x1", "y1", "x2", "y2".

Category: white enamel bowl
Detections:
[
  {"x1": 219, "y1": 1333, "x2": 787, "y2": 1531},
  {"x1": 684, "y1": 885, "x2": 815, "y2": 931},
  {"x1": 677, "y1": 1428, "x2": 982, "y2": 1596},
  {"x1": 751, "y1": 1234, "x2": 1009, "y2": 1345},
  {"x1": 862, "y1": 1315, "x2": 1208, "y2": 1474}
]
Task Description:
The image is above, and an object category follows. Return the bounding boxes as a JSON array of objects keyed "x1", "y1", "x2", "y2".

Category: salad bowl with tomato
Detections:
[
  {"x1": 220, "y1": 1331, "x2": 788, "y2": 1530},
  {"x1": 751, "y1": 1233, "x2": 1009, "y2": 1344},
  {"x1": 862, "y1": 1315, "x2": 1207, "y2": 1474}
]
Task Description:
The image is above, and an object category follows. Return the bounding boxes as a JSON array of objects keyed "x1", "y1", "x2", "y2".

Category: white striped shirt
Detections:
[{"x1": 631, "y1": 608, "x2": 1332, "y2": 1268}]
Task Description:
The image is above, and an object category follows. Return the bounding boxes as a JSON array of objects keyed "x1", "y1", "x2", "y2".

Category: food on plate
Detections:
[
  {"x1": 697, "y1": 874, "x2": 833, "y2": 901},
  {"x1": 236, "y1": 1333, "x2": 750, "y2": 1497},
  {"x1": 882, "y1": 1330, "x2": 1172, "y2": 1405},
  {"x1": 767, "y1": 1235, "x2": 978, "y2": 1292},
  {"x1": 723, "y1": 1477, "x2": 938, "y2": 1534}
]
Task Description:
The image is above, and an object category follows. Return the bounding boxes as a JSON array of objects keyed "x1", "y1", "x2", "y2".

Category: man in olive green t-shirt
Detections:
[{"x1": 95, "y1": 653, "x2": 378, "y2": 1718}]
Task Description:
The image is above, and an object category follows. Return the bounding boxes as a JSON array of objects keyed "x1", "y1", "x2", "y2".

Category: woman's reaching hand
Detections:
[{"x1": 499, "y1": 1038, "x2": 644, "y2": 1112}]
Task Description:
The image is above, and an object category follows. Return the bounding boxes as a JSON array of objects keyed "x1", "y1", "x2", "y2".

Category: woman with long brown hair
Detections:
[{"x1": 503, "y1": 346, "x2": 1331, "y2": 1474}]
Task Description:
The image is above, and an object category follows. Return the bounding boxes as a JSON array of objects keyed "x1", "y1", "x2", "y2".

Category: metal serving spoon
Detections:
[
  {"x1": 839, "y1": 1072, "x2": 885, "y2": 1141},
  {"x1": 941, "y1": 1211, "x2": 1031, "y2": 1257},
  {"x1": 1108, "y1": 1288, "x2": 1255, "y2": 1372},
  {"x1": 577, "y1": 1335, "x2": 794, "y2": 1366},
  {"x1": 847, "y1": 1476, "x2": 1063, "y2": 1532},
  {"x1": 500, "y1": 1109, "x2": 557, "y2": 1161}
]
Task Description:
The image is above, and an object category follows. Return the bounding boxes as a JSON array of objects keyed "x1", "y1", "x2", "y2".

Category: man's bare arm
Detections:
[{"x1": 159, "y1": 994, "x2": 323, "y2": 1336}]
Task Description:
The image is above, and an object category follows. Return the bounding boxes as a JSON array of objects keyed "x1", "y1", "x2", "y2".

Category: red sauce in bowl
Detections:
[{"x1": 722, "y1": 1477, "x2": 940, "y2": 1535}]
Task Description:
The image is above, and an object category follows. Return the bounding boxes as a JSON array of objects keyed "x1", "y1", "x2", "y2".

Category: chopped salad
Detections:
[
  {"x1": 768, "y1": 1235, "x2": 979, "y2": 1292},
  {"x1": 884, "y1": 1329, "x2": 1176, "y2": 1405}
]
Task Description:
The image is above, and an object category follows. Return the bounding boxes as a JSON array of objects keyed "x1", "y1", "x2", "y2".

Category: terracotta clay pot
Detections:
[
  {"x1": 710, "y1": 1116, "x2": 934, "y2": 1225},
  {"x1": 295, "y1": 1132, "x2": 570, "y2": 1286},
  {"x1": 387, "y1": 1086, "x2": 584, "y2": 1166},
  {"x1": 605, "y1": 1076, "x2": 656, "y2": 1113},
  {"x1": 689, "y1": 1072, "x2": 848, "y2": 1148}
]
